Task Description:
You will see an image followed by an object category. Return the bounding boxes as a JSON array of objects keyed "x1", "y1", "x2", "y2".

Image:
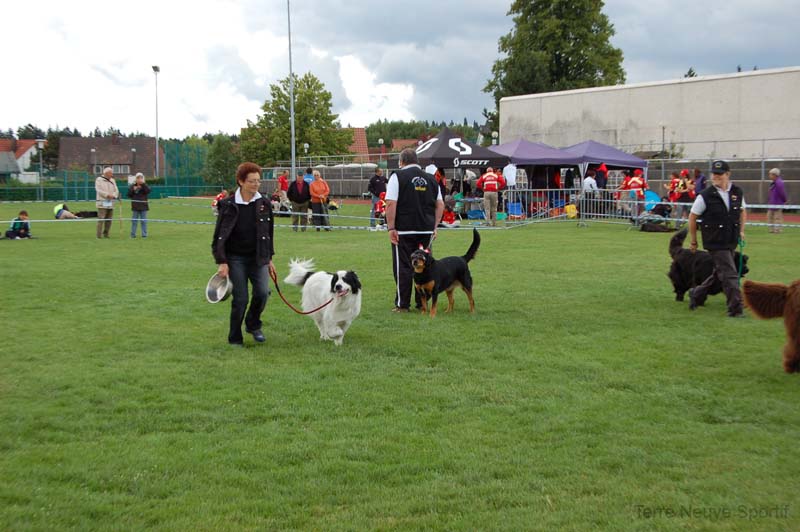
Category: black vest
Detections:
[
  {"x1": 394, "y1": 166, "x2": 438, "y2": 232},
  {"x1": 699, "y1": 184, "x2": 743, "y2": 250}
]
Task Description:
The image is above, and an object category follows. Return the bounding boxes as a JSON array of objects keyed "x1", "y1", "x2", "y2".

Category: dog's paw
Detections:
[{"x1": 333, "y1": 337, "x2": 343, "y2": 346}]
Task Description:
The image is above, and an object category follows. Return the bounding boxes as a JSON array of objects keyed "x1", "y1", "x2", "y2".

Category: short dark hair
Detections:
[
  {"x1": 236, "y1": 162, "x2": 262, "y2": 184},
  {"x1": 399, "y1": 148, "x2": 418, "y2": 166},
  {"x1": 19, "y1": 210, "x2": 28, "y2": 216},
  {"x1": 305, "y1": 167, "x2": 312, "y2": 174}
]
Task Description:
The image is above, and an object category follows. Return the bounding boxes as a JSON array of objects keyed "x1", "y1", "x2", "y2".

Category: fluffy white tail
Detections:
[{"x1": 283, "y1": 258, "x2": 316, "y2": 286}]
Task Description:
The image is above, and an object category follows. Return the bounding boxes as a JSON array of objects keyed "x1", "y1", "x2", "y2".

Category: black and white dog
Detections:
[{"x1": 284, "y1": 259, "x2": 362, "y2": 345}]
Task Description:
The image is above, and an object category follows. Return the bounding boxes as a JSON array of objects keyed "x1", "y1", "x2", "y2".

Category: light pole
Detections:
[
  {"x1": 491, "y1": 131, "x2": 498, "y2": 145},
  {"x1": 378, "y1": 138, "x2": 384, "y2": 165},
  {"x1": 152, "y1": 65, "x2": 160, "y2": 178},
  {"x1": 36, "y1": 139, "x2": 45, "y2": 201},
  {"x1": 131, "y1": 148, "x2": 136, "y2": 175},
  {"x1": 287, "y1": 0, "x2": 297, "y2": 184}
]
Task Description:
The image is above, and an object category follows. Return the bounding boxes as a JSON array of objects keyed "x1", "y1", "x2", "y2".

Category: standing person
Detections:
[
  {"x1": 277, "y1": 170, "x2": 290, "y2": 207},
  {"x1": 95, "y1": 167, "x2": 119, "y2": 239},
  {"x1": 385, "y1": 148, "x2": 444, "y2": 313},
  {"x1": 5, "y1": 210, "x2": 31, "y2": 239},
  {"x1": 581, "y1": 170, "x2": 599, "y2": 218},
  {"x1": 476, "y1": 167, "x2": 506, "y2": 226},
  {"x1": 368, "y1": 167, "x2": 387, "y2": 228},
  {"x1": 303, "y1": 167, "x2": 313, "y2": 185},
  {"x1": 767, "y1": 168, "x2": 788, "y2": 234},
  {"x1": 434, "y1": 168, "x2": 448, "y2": 198},
  {"x1": 309, "y1": 170, "x2": 331, "y2": 231},
  {"x1": 687, "y1": 160, "x2": 747, "y2": 318},
  {"x1": 211, "y1": 162, "x2": 275, "y2": 346},
  {"x1": 127, "y1": 172, "x2": 151, "y2": 238},
  {"x1": 287, "y1": 171, "x2": 311, "y2": 232},
  {"x1": 674, "y1": 169, "x2": 695, "y2": 227},
  {"x1": 694, "y1": 167, "x2": 707, "y2": 193}
]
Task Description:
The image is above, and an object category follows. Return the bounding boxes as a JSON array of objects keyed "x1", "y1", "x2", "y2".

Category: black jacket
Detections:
[
  {"x1": 394, "y1": 165, "x2": 439, "y2": 232},
  {"x1": 699, "y1": 184, "x2": 744, "y2": 251},
  {"x1": 127, "y1": 183, "x2": 151, "y2": 211},
  {"x1": 368, "y1": 174, "x2": 387, "y2": 196},
  {"x1": 212, "y1": 196, "x2": 275, "y2": 266},
  {"x1": 287, "y1": 180, "x2": 311, "y2": 203}
]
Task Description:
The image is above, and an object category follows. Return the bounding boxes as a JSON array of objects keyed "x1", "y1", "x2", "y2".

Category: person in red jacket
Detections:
[
  {"x1": 211, "y1": 189, "x2": 229, "y2": 216},
  {"x1": 476, "y1": 167, "x2": 506, "y2": 226}
]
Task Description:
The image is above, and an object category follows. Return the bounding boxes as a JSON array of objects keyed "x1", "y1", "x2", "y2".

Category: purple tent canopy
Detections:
[
  {"x1": 562, "y1": 140, "x2": 648, "y2": 170},
  {"x1": 490, "y1": 139, "x2": 581, "y2": 165}
]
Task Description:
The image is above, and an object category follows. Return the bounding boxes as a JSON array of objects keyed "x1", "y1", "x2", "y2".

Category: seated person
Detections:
[
  {"x1": 438, "y1": 205, "x2": 461, "y2": 228},
  {"x1": 373, "y1": 192, "x2": 387, "y2": 228},
  {"x1": 6, "y1": 210, "x2": 32, "y2": 239}
]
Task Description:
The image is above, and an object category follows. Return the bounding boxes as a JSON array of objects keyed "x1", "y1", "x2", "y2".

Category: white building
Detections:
[{"x1": 499, "y1": 66, "x2": 800, "y2": 159}]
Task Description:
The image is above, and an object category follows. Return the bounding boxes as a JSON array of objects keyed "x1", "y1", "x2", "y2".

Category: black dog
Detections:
[
  {"x1": 667, "y1": 228, "x2": 749, "y2": 302},
  {"x1": 411, "y1": 228, "x2": 480, "y2": 318}
]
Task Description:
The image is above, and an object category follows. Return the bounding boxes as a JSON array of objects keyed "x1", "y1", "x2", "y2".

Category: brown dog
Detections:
[{"x1": 743, "y1": 279, "x2": 800, "y2": 373}]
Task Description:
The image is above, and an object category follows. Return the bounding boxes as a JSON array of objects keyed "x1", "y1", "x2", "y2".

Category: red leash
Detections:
[{"x1": 269, "y1": 267, "x2": 334, "y2": 315}]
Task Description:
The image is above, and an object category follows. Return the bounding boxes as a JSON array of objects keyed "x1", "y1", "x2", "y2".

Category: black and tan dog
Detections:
[
  {"x1": 411, "y1": 228, "x2": 480, "y2": 318},
  {"x1": 667, "y1": 228, "x2": 749, "y2": 302}
]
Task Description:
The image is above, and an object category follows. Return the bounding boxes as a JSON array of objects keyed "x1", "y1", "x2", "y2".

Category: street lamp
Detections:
[
  {"x1": 36, "y1": 139, "x2": 45, "y2": 201},
  {"x1": 131, "y1": 148, "x2": 136, "y2": 175},
  {"x1": 378, "y1": 138, "x2": 384, "y2": 165},
  {"x1": 303, "y1": 142, "x2": 309, "y2": 164},
  {"x1": 152, "y1": 65, "x2": 160, "y2": 178},
  {"x1": 491, "y1": 131, "x2": 498, "y2": 145}
]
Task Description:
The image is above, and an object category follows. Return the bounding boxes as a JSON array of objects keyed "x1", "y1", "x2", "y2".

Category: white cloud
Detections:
[{"x1": 336, "y1": 55, "x2": 415, "y2": 127}]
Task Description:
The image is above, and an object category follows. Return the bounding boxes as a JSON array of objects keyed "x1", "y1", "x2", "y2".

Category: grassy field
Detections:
[{"x1": 1, "y1": 199, "x2": 799, "y2": 530}]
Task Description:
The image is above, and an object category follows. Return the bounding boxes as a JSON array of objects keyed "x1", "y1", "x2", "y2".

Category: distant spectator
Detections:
[
  {"x1": 287, "y1": 171, "x2": 311, "y2": 232},
  {"x1": 212, "y1": 190, "x2": 229, "y2": 217},
  {"x1": 95, "y1": 167, "x2": 119, "y2": 238},
  {"x1": 595, "y1": 163, "x2": 608, "y2": 189},
  {"x1": 5, "y1": 210, "x2": 31, "y2": 239},
  {"x1": 127, "y1": 173, "x2": 151, "y2": 238},
  {"x1": 309, "y1": 170, "x2": 331, "y2": 231},
  {"x1": 476, "y1": 167, "x2": 506, "y2": 227},
  {"x1": 54, "y1": 203, "x2": 88, "y2": 219},
  {"x1": 277, "y1": 170, "x2": 290, "y2": 207},
  {"x1": 303, "y1": 167, "x2": 313, "y2": 185},
  {"x1": 694, "y1": 167, "x2": 707, "y2": 192},
  {"x1": 434, "y1": 168, "x2": 448, "y2": 198},
  {"x1": 767, "y1": 168, "x2": 788, "y2": 234},
  {"x1": 367, "y1": 167, "x2": 387, "y2": 227}
]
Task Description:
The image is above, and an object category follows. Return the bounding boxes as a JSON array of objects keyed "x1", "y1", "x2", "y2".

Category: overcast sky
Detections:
[{"x1": 2, "y1": 0, "x2": 798, "y2": 139}]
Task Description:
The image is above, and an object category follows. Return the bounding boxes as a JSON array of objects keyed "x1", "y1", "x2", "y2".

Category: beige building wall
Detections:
[{"x1": 499, "y1": 67, "x2": 800, "y2": 159}]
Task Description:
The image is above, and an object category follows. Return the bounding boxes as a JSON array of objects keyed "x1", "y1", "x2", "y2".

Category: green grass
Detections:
[{"x1": 1, "y1": 199, "x2": 799, "y2": 530}]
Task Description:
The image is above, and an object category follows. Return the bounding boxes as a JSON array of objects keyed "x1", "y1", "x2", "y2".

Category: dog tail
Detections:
[
  {"x1": 463, "y1": 228, "x2": 481, "y2": 263},
  {"x1": 743, "y1": 279, "x2": 787, "y2": 319},
  {"x1": 669, "y1": 228, "x2": 688, "y2": 259},
  {"x1": 284, "y1": 258, "x2": 316, "y2": 286}
]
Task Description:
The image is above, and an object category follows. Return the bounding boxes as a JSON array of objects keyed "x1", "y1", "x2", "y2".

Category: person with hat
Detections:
[
  {"x1": 767, "y1": 168, "x2": 787, "y2": 234},
  {"x1": 687, "y1": 160, "x2": 747, "y2": 318},
  {"x1": 211, "y1": 162, "x2": 275, "y2": 346},
  {"x1": 127, "y1": 173, "x2": 151, "y2": 238}
]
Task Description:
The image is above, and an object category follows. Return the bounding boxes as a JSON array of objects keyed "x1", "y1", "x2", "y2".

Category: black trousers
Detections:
[
  {"x1": 392, "y1": 233, "x2": 431, "y2": 309},
  {"x1": 693, "y1": 248, "x2": 743, "y2": 315}
]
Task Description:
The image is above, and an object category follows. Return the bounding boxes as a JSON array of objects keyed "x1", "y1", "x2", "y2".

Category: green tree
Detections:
[
  {"x1": 684, "y1": 67, "x2": 697, "y2": 78},
  {"x1": 204, "y1": 134, "x2": 239, "y2": 187},
  {"x1": 17, "y1": 124, "x2": 46, "y2": 139},
  {"x1": 240, "y1": 72, "x2": 351, "y2": 165},
  {"x1": 484, "y1": 0, "x2": 625, "y2": 109}
]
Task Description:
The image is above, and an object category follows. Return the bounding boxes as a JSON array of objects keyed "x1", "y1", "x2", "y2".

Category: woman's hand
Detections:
[
  {"x1": 268, "y1": 261, "x2": 276, "y2": 278},
  {"x1": 217, "y1": 263, "x2": 229, "y2": 277}
]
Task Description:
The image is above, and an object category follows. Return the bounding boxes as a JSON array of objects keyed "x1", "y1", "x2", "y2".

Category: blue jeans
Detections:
[
  {"x1": 227, "y1": 254, "x2": 271, "y2": 343},
  {"x1": 131, "y1": 210, "x2": 148, "y2": 237}
]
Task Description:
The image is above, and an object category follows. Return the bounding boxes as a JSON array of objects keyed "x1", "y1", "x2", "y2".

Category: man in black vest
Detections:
[
  {"x1": 385, "y1": 148, "x2": 444, "y2": 312},
  {"x1": 687, "y1": 160, "x2": 747, "y2": 317}
]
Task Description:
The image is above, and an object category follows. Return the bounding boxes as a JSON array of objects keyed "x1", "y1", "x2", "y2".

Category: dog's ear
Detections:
[
  {"x1": 424, "y1": 248, "x2": 430, "y2": 254},
  {"x1": 418, "y1": 244, "x2": 424, "y2": 250},
  {"x1": 329, "y1": 273, "x2": 339, "y2": 293},
  {"x1": 343, "y1": 271, "x2": 361, "y2": 294}
]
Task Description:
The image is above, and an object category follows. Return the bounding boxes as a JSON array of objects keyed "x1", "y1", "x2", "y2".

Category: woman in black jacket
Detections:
[{"x1": 212, "y1": 162, "x2": 275, "y2": 346}]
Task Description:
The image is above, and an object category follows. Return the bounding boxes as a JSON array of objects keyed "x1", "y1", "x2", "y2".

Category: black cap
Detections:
[{"x1": 711, "y1": 160, "x2": 730, "y2": 174}]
